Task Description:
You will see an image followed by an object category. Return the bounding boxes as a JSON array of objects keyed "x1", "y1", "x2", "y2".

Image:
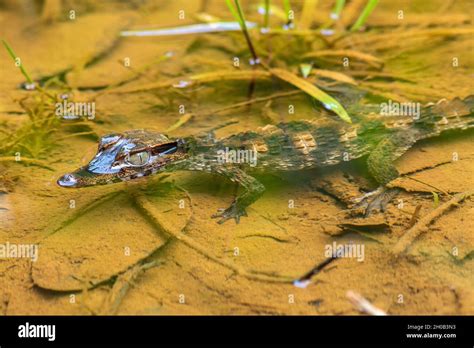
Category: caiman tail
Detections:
[{"x1": 417, "y1": 95, "x2": 474, "y2": 138}]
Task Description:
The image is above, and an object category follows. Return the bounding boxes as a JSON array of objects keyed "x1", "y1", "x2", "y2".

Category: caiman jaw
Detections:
[{"x1": 57, "y1": 167, "x2": 120, "y2": 188}]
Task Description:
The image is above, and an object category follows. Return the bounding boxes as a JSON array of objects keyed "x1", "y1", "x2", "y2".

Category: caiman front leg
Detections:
[
  {"x1": 181, "y1": 156, "x2": 265, "y2": 224},
  {"x1": 355, "y1": 131, "x2": 417, "y2": 216},
  {"x1": 211, "y1": 166, "x2": 265, "y2": 224}
]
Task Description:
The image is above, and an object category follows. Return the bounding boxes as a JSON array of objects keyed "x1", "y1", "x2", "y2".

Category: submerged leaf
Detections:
[
  {"x1": 269, "y1": 68, "x2": 352, "y2": 123},
  {"x1": 166, "y1": 113, "x2": 194, "y2": 132},
  {"x1": 115, "y1": 70, "x2": 271, "y2": 94},
  {"x1": 190, "y1": 69, "x2": 271, "y2": 83},
  {"x1": 432, "y1": 191, "x2": 439, "y2": 208},
  {"x1": 299, "y1": 63, "x2": 313, "y2": 78},
  {"x1": 303, "y1": 49, "x2": 383, "y2": 68},
  {"x1": 121, "y1": 22, "x2": 257, "y2": 37},
  {"x1": 312, "y1": 69, "x2": 357, "y2": 85}
]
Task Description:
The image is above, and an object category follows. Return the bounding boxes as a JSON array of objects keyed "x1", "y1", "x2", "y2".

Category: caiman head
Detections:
[{"x1": 57, "y1": 129, "x2": 187, "y2": 188}]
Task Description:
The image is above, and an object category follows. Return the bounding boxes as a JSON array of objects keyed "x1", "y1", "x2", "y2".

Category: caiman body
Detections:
[{"x1": 58, "y1": 96, "x2": 474, "y2": 223}]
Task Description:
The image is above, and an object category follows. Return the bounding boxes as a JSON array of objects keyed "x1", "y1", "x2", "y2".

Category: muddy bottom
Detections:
[{"x1": 0, "y1": 0, "x2": 473, "y2": 315}]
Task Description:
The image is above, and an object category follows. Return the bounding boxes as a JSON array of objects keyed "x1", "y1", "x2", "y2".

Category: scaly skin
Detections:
[{"x1": 58, "y1": 96, "x2": 474, "y2": 223}]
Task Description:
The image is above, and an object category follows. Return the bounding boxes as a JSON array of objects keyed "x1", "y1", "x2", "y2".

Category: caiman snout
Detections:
[
  {"x1": 57, "y1": 167, "x2": 118, "y2": 188},
  {"x1": 57, "y1": 173, "x2": 78, "y2": 188}
]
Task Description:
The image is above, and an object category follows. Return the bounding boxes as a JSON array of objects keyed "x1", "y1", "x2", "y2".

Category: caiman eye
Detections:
[
  {"x1": 153, "y1": 142, "x2": 178, "y2": 156},
  {"x1": 126, "y1": 151, "x2": 150, "y2": 166}
]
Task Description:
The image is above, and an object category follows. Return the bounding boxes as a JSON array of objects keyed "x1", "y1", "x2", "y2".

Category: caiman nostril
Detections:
[{"x1": 57, "y1": 173, "x2": 78, "y2": 187}]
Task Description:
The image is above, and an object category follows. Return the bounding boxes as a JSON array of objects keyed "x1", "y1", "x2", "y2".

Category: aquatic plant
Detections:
[
  {"x1": 225, "y1": 0, "x2": 259, "y2": 63},
  {"x1": 2, "y1": 40, "x2": 34, "y2": 85},
  {"x1": 118, "y1": 0, "x2": 474, "y2": 122},
  {"x1": 350, "y1": 0, "x2": 379, "y2": 31},
  {"x1": 225, "y1": 0, "x2": 356, "y2": 123},
  {"x1": 0, "y1": 41, "x2": 57, "y2": 159},
  {"x1": 1, "y1": 40, "x2": 98, "y2": 163}
]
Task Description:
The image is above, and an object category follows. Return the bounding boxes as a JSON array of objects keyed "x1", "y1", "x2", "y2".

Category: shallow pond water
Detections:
[{"x1": 0, "y1": 0, "x2": 473, "y2": 315}]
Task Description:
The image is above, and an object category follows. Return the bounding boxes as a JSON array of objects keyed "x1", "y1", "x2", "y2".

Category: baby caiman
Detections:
[{"x1": 58, "y1": 96, "x2": 474, "y2": 224}]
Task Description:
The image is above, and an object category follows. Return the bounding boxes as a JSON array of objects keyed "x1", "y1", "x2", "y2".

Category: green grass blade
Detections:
[
  {"x1": 269, "y1": 68, "x2": 352, "y2": 123},
  {"x1": 264, "y1": 0, "x2": 270, "y2": 28},
  {"x1": 233, "y1": 0, "x2": 251, "y2": 33},
  {"x1": 283, "y1": 0, "x2": 292, "y2": 24},
  {"x1": 332, "y1": 0, "x2": 346, "y2": 20},
  {"x1": 226, "y1": 0, "x2": 259, "y2": 62},
  {"x1": 432, "y1": 191, "x2": 439, "y2": 208},
  {"x1": 2, "y1": 39, "x2": 34, "y2": 83},
  {"x1": 225, "y1": 0, "x2": 242, "y2": 25},
  {"x1": 350, "y1": 0, "x2": 379, "y2": 31}
]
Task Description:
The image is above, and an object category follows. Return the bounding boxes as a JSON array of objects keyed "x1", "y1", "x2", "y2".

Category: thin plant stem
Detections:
[
  {"x1": 2, "y1": 39, "x2": 33, "y2": 84},
  {"x1": 332, "y1": 0, "x2": 346, "y2": 19},
  {"x1": 350, "y1": 0, "x2": 379, "y2": 31},
  {"x1": 264, "y1": 0, "x2": 270, "y2": 28},
  {"x1": 225, "y1": 0, "x2": 241, "y2": 25},
  {"x1": 226, "y1": 0, "x2": 259, "y2": 63},
  {"x1": 2, "y1": 39, "x2": 56, "y2": 100},
  {"x1": 283, "y1": 0, "x2": 292, "y2": 25}
]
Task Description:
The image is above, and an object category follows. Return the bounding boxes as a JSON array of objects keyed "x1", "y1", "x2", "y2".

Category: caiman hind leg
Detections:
[{"x1": 355, "y1": 131, "x2": 417, "y2": 216}]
